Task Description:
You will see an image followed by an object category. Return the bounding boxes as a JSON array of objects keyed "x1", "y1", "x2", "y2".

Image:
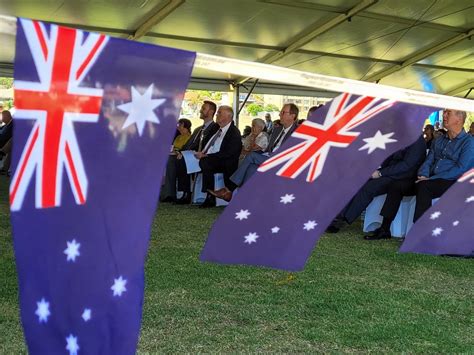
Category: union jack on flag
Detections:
[
  {"x1": 11, "y1": 18, "x2": 195, "y2": 354},
  {"x1": 11, "y1": 19, "x2": 108, "y2": 211},
  {"x1": 201, "y1": 94, "x2": 438, "y2": 271},
  {"x1": 258, "y1": 94, "x2": 395, "y2": 182}
]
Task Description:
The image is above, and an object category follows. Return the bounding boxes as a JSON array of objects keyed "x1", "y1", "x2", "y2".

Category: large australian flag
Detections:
[
  {"x1": 400, "y1": 168, "x2": 474, "y2": 256},
  {"x1": 10, "y1": 19, "x2": 194, "y2": 354},
  {"x1": 201, "y1": 93, "x2": 438, "y2": 271}
]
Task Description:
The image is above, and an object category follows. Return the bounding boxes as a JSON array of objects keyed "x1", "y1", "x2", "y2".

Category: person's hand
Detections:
[
  {"x1": 416, "y1": 176, "x2": 429, "y2": 183},
  {"x1": 371, "y1": 170, "x2": 381, "y2": 179},
  {"x1": 176, "y1": 152, "x2": 183, "y2": 160},
  {"x1": 194, "y1": 151, "x2": 207, "y2": 159}
]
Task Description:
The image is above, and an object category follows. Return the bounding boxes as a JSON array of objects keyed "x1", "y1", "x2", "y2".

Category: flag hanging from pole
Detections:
[
  {"x1": 400, "y1": 168, "x2": 474, "y2": 256},
  {"x1": 10, "y1": 18, "x2": 195, "y2": 354},
  {"x1": 201, "y1": 93, "x2": 438, "y2": 271}
]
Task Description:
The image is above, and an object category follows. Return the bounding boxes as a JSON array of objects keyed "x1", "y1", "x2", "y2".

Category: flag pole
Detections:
[{"x1": 1, "y1": 15, "x2": 472, "y2": 112}]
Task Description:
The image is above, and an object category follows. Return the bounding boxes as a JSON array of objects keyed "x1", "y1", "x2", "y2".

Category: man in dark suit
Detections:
[
  {"x1": 195, "y1": 105, "x2": 242, "y2": 208},
  {"x1": 173, "y1": 101, "x2": 219, "y2": 204},
  {"x1": 0, "y1": 110, "x2": 13, "y2": 175},
  {"x1": 209, "y1": 103, "x2": 299, "y2": 202},
  {"x1": 327, "y1": 134, "x2": 428, "y2": 233}
]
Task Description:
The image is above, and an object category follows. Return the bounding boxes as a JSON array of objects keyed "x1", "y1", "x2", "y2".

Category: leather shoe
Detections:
[
  {"x1": 364, "y1": 227, "x2": 391, "y2": 240},
  {"x1": 175, "y1": 192, "x2": 191, "y2": 205},
  {"x1": 161, "y1": 196, "x2": 175, "y2": 203},
  {"x1": 199, "y1": 194, "x2": 216, "y2": 208},
  {"x1": 207, "y1": 187, "x2": 233, "y2": 202}
]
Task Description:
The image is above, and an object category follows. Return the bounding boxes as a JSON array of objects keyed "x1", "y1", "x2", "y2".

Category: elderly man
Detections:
[
  {"x1": 173, "y1": 101, "x2": 219, "y2": 204},
  {"x1": 209, "y1": 103, "x2": 299, "y2": 202},
  {"x1": 367, "y1": 109, "x2": 474, "y2": 240},
  {"x1": 196, "y1": 105, "x2": 242, "y2": 208}
]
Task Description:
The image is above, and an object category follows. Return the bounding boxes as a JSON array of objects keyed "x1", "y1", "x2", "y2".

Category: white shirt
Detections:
[
  {"x1": 273, "y1": 126, "x2": 292, "y2": 152},
  {"x1": 203, "y1": 121, "x2": 232, "y2": 154}
]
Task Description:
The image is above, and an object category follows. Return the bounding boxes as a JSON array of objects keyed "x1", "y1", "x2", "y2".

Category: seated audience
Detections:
[
  {"x1": 0, "y1": 110, "x2": 13, "y2": 175},
  {"x1": 423, "y1": 124, "x2": 435, "y2": 149},
  {"x1": 327, "y1": 135, "x2": 427, "y2": 233},
  {"x1": 240, "y1": 118, "x2": 269, "y2": 162},
  {"x1": 208, "y1": 103, "x2": 299, "y2": 202},
  {"x1": 194, "y1": 105, "x2": 242, "y2": 208},
  {"x1": 241, "y1": 125, "x2": 251, "y2": 139},
  {"x1": 172, "y1": 118, "x2": 192, "y2": 152},
  {"x1": 264, "y1": 113, "x2": 273, "y2": 134},
  {"x1": 366, "y1": 109, "x2": 474, "y2": 240}
]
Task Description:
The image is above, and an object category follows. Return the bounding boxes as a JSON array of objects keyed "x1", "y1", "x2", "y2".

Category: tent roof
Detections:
[{"x1": 0, "y1": 0, "x2": 473, "y2": 98}]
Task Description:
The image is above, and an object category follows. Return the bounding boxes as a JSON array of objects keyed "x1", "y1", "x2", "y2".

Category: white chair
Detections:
[
  {"x1": 192, "y1": 173, "x2": 228, "y2": 206},
  {"x1": 363, "y1": 194, "x2": 415, "y2": 238}
]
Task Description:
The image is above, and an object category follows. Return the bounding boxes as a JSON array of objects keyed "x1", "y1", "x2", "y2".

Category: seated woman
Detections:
[
  {"x1": 172, "y1": 118, "x2": 192, "y2": 153},
  {"x1": 160, "y1": 118, "x2": 192, "y2": 202},
  {"x1": 239, "y1": 118, "x2": 269, "y2": 163}
]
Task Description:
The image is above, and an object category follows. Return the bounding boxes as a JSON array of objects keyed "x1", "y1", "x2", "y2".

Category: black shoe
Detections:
[
  {"x1": 364, "y1": 227, "x2": 391, "y2": 240},
  {"x1": 161, "y1": 196, "x2": 175, "y2": 203},
  {"x1": 199, "y1": 194, "x2": 216, "y2": 208},
  {"x1": 326, "y1": 224, "x2": 340, "y2": 233},
  {"x1": 175, "y1": 192, "x2": 191, "y2": 205}
]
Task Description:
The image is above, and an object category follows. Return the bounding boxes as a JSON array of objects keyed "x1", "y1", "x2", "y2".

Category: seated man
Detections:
[
  {"x1": 367, "y1": 109, "x2": 474, "y2": 240},
  {"x1": 173, "y1": 100, "x2": 219, "y2": 204},
  {"x1": 195, "y1": 105, "x2": 242, "y2": 208},
  {"x1": 208, "y1": 103, "x2": 299, "y2": 201},
  {"x1": 327, "y1": 134, "x2": 427, "y2": 233},
  {"x1": 0, "y1": 110, "x2": 13, "y2": 148}
]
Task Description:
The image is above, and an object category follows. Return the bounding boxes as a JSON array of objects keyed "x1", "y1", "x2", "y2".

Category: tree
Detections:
[
  {"x1": 246, "y1": 103, "x2": 264, "y2": 116},
  {"x1": 264, "y1": 104, "x2": 279, "y2": 112}
]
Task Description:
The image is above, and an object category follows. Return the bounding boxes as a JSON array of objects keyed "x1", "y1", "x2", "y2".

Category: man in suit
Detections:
[
  {"x1": 209, "y1": 103, "x2": 299, "y2": 202},
  {"x1": 326, "y1": 134, "x2": 427, "y2": 233},
  {"x1": 173, "y1": 101, "x2": 219, "y2": 204},
  {"x1": 0, "y1": 110, "x2": 13, "y2": 175},
  {"x1": 195, "y1": 105, "x2": 242, "y2": 208},
  {"x1": 367, "y1": 109, "x2": 473, "y2": 240}
]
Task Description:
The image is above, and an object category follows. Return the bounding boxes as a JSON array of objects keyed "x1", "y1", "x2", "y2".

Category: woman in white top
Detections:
[{"x1": 240, "y1": 118, "x2": 269, "y2": 163}]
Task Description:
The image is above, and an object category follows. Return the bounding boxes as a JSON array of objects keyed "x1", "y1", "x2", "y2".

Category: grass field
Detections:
[{"x1": 0, "y1": 175, "x2": 473, "y2": 353}]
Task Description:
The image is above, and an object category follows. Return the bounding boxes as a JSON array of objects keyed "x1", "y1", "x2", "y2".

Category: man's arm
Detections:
[{"x1": 379, "y1": 136, "x2": 426, "y2": 177}]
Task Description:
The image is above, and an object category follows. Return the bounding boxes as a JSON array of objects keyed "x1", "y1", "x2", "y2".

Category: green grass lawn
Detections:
[{"x1": 0, "y1": 175, "x2": 473, "y2": 353}]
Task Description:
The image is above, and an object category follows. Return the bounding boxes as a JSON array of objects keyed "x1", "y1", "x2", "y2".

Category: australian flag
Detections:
[
  {"x1": 201, "y1": 93, "x2": 438, "y2": 271},
  {"x1": 10, "y1": 19, "x2": 194, "y2": 353},
  {"x1": 400, "y1": 168, "x2": 474, "y2": 256}
]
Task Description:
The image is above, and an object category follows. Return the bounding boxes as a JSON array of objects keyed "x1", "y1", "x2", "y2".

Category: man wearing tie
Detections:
[
  {"x1": 195, "y1": 105, "x2": 242, "y2": 208},
  {"x1": 174, "y1": 101, "x2": 219, "y2": 204},
  {"x1": 209, "y1": 103, "x2": 299, "y2": 202}
]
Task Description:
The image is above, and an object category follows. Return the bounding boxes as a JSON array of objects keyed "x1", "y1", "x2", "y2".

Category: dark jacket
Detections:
[
  {"x1": 379, "y1": 135, "x2": 427, "y2": 180},
  {"x1": 206, "y1": 122, "x2": 242, "y2": 162},
  {"x1": 0, "y1": 121, "x2": 13, "y2": 148},
  {"x1": 182, "y1": 121, "x2": 219, "y2": 151},
  {"x1": 266, "y1": 122, "x2": 298, "y2": 153}
]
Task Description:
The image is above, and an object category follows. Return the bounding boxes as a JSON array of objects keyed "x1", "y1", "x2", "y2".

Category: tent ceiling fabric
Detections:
[{"x1": 0, "y1": 0, "x2": 473, "y2": 99}]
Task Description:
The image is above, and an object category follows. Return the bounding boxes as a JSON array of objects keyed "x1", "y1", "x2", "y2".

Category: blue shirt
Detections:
[{"x1": 418, "y1": 129, "x2": 474, "y2": 180}]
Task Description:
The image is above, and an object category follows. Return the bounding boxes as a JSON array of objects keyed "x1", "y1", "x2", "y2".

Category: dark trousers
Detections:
[
  {"x1": 160, "y1": 155, "x2": 177, "y2": 199},
  {"x1": 199, "y1": 156, "x2": 237, "y2": 193},
  {"x1": 414, "y1": 179, "x2": 455, "y2": 221},
  {"x1": 380, "y1": 178, "x2": 416, "y2": 224},
  {"x1": 342, "y1": 177, "x2": 396, "y2": 224},
  {"x1": 176, "y1": 157, "x2": 192, "y2": 192}
]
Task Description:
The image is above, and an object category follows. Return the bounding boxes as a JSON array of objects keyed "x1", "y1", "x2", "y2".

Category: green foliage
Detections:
[
  {"x1": 0, "y1": 178, "x2": 473, "y2": 353},
  {"x1": 264, "y1": 104, "x2": 279, "y2": 112},
  {"x1": 246, "y1": 103, "x2": 264, "y2": 116},
  {"x1": 0, "y1": 77, "x2": 13, "y2": 88}
]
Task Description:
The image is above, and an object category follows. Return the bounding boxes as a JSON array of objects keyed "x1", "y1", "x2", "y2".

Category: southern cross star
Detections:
[
  {"x1": 111, "y1": 276, "x2": 127, "y2": 297},
  {"x1": 430, "y1": 211, "x2": 441, "y2": 220},
  {"x1": 359, "y1": 130, "x2": 397, "y2": 154},
  {"x1": 64, "y1": 239, "x2": 81, "y2": 262},
  {"x1": 66, "y1": 334, "x2": 79, "y2": 355},
  {"x1": 303, "y1": 220, "x2": 318, "y2": 231},
  {"x1": 117, "y1": 84, "x2": 165, "y2": 136},
  {"x1": 235, "y1": 209, "x2": 251, "y2": 220},
  {"x1": 35, "y1": 298, "x2": 51, "y2": 323},
  {"x1": 82, "y1": 308, "x2": 91, "y2": 322},
  {"x1": 271, "y1": 226, "x2": 280, "y2": 234},
  {"x1": 280, "y1": 193, "x2": 295, "y2": 204},
  {"x1": 452, "y1": 220, "x2": 460, "y2": 226},
  {"x1": 432, "y1": 227, "x2": 443, "y2": 237},
  {"x1": 466, "y1": 195, "x2": 474, "y2": 203},
  {"x1": 244, "y1": 232, "x2": 259, "y2": 244}
]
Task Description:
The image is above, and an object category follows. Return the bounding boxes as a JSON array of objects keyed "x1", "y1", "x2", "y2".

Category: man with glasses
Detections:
[
  {"x1": 366, "y1": 109, "x2": 474, "y2": 240},
  {"x1": 208, "y1": 103, "x2": 299, "y2": 202}
]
